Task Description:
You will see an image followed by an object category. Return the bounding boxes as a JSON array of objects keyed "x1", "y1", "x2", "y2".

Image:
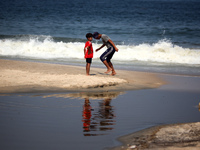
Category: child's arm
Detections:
[
  {"x1": 84, "y1": 46, "x2": 92, "y2": 55},
  {"x1": 108, "y1": 39, "x2": 118, "y2": 52},
  {"x1": 84, "y1": 47, "x2": 88, "y2": 58},
  {"x1": 84, "y1": 47, "x2": 86, "y2": 56},
  {"x1": 96, "y1": 44, "x2": 106, "y2": 52}
]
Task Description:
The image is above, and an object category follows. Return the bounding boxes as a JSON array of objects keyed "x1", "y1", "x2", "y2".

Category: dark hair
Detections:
[
  {"x1": 86, "y1": 33, "x2": 93, "y2": 39},
  {"x1": 93, "y1": 32, "x2": 99, "y2": 39}
]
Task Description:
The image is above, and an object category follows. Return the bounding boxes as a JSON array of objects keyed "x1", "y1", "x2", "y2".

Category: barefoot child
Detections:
[
  {"x1": 93, "y1": 32, "x2": 118, "y2": 76},
  {"x1": 84, "y1": 33, "x2": 94, "y2": 75}
]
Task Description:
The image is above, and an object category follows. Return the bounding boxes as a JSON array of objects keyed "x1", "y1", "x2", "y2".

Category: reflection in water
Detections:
[
  {"x1": 82, "y1": 97, "x2": 116, "y2": 136},
  {"x1": 42, "y1": 91, "x2": 124, "y2": 99},
  {"x1": 43, "y1": 91, "x2": 123, "y2": 136},
  {"x1": 199, "y1": 102, "x2": 200, "y2": 111},
  {"x1": 25, "y1": 91, "x2": 124, "y2": 136},
  {"x1": 82, "y1": 98, "x2": 92, "y2": 133}
]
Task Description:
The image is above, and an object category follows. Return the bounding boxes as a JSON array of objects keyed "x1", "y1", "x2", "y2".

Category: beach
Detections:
[
  {"x1": 0, "y1": 59, "x2": 164, "y2": 94},
  {"x1": 1, "y1": 0, "x2": 200, "y2": 149},
  {"x1": 113, "y1": 122, "x2": 200, "y2": 150},
  {"x1": 0, "y1": 59, "x2": 200, "y2": 150}
]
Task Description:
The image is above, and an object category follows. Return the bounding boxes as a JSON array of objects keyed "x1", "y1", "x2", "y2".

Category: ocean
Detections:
[
  {"x1": 0, "y1": 0, "x2": 200, "y2": 75},
  {"x1": 1, "y1": 1, "x2": 200, "y2": 150}
]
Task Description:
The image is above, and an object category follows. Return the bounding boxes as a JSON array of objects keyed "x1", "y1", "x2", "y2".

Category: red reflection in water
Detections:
[{"x1": 82, "y1": 98, "x2": 116, "y2": 136}]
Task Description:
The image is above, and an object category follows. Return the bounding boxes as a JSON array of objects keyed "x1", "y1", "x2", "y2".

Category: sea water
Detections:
[
  {"x1": 0, "y1": 0, "x2": 200, "y2": 75},
  {"x1": 0, "y1": 1, "x2": 200, "y2": 149}
]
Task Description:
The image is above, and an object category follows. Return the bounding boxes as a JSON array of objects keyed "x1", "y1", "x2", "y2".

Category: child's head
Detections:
[{"x1": 86, "y1": 33, "x2": 93, "y2": 41}]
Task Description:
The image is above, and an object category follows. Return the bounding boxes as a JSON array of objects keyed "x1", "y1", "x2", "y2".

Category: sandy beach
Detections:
[
  {"x1": 0, "y1": 59, "x2": 200, "y2": 150},
  {"x1": 0, "y1": 59, "x2": 164, "y2": 93}
]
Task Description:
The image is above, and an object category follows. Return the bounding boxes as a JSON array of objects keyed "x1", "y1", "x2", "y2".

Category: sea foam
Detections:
[{"x1": 0, "y1": 37, "x2": 200, "y2": 65}]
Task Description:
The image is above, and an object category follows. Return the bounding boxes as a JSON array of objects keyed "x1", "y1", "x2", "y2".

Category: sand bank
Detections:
[
  {"x1": 0, "y1": 59, "x2": 164, "y2": 93},
  {"x1": 112, "y1": 122, "x2": 200, "y2": 150}
]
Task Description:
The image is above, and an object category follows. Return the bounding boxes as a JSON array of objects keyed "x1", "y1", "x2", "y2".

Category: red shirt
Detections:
[{"x1": 84, "y1": 41, "x2": 93, "y2": 58}]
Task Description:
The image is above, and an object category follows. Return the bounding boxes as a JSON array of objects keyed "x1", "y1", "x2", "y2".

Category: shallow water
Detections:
[{"x1": 0, "y1": 75, "x2": 200, "y2": 150}]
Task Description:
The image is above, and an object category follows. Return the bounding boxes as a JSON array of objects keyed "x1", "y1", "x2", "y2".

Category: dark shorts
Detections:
[
  {"x1": 86, "y1": 58, "x2": 92, "y2": 64},
  {"x1": 100, "y1": 47, "x2": 115, "y2": 63}
]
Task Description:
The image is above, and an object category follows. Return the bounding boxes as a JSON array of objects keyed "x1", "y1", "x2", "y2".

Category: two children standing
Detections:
[{"x1": 84, "y1": 32, "x2": 118, "y2": 76}]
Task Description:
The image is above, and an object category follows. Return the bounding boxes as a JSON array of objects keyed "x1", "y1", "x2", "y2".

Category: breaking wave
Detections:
[{"x1": 0, "y1": 35, "x2": 200, "y2": 65}]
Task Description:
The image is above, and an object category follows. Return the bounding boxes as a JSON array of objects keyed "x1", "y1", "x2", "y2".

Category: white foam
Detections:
[
  {"x1": 0, "y1": 38, "x2": 200, "y2": 65},
  {"x1": 114, "y1": 40, "x2": 200, "y2": 65}
]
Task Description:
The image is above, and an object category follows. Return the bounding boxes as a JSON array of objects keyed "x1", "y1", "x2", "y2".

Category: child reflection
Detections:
[
  {"x1": 82, "y1": 98, "x2": 115, "y2": 136},
  {"x1": 98, "y1": 98, "x2": 116, "y2": 131},
  {"x1": 82, "y1": 98, "x2": 92, "y2": 133}
]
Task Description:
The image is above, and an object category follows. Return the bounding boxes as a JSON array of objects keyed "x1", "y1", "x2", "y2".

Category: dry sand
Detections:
[{"x1": 0, "y1": 59, "x2": 164, "y2": 93}]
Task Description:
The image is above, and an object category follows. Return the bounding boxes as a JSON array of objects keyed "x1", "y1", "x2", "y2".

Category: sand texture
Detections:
[
  {"x1": 0, "y1": 59, "x2": 164, "y2": 93},
  {"x1": 112, "y1": 122, "x2": 200, "y2": 150}
]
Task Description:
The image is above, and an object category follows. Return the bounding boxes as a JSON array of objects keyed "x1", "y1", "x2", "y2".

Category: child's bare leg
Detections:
[
  {"x1": 86, "y1": 63, "x2": 91, "y2": 75},
  {"x1": 108, "y1": 62, "x2": 116, "y2": 76},
  {"x1": 103, "y1": 60, "x2": 112, "y2": 73}
]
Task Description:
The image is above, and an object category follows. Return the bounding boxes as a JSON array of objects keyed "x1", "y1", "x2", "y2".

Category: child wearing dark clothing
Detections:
[{"x1": 93, "y1": 32, "x2": 118, "y2": 76}]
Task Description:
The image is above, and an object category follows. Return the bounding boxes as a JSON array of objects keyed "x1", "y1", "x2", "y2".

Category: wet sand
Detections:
[
  {"x1": 112, "y1": 122, "x2": 200, "y2": 150},
  {"x1": 0, "y1": 59, "x2": 164, "y2": 93}
]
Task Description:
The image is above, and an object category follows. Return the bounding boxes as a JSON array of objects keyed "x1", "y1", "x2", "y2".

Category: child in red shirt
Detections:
[{"x1": 84, "y1": 33, "x2": 93, "y2": 75}]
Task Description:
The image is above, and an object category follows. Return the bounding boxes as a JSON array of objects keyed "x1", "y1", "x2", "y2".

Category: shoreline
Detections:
[
  {"x1": 0, "y1": 59, "x2": 165, "y2": 94},
  {"x1": 112, "y1": 122, "x2": 200, "y2": 150},
  {"x1": 110, "y1": 74, "x2": 200, "y2": 150},
  {"x1": 1, "y1": 59, "x2": 200, "y2": 150}
]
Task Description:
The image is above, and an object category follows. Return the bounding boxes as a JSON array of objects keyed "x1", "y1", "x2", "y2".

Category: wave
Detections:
[
  {"x1": 0, "y1": 34, "x2": 85, "y2": 43},
  {"x1": 115, "y1": 40, "x2": 200, "y2": 65},
  {"x1": 0, "y1": 35, "x2": 200, "y2": 65}
]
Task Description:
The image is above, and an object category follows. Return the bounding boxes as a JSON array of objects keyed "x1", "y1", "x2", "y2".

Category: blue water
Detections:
[
  {"x1": 0, "y1": 1, "x2": 200, "y2": 149},
  {"x1": 1, "y1": 0, "x2": 199, "y2": 45},
  {"x1": 0, "y1": 0, "x2": 200, "y2": 74}
]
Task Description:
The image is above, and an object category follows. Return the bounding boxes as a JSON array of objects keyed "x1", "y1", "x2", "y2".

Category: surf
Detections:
[{"x1": 0, "y1": 35, "x2": 200, "y2": 66}]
